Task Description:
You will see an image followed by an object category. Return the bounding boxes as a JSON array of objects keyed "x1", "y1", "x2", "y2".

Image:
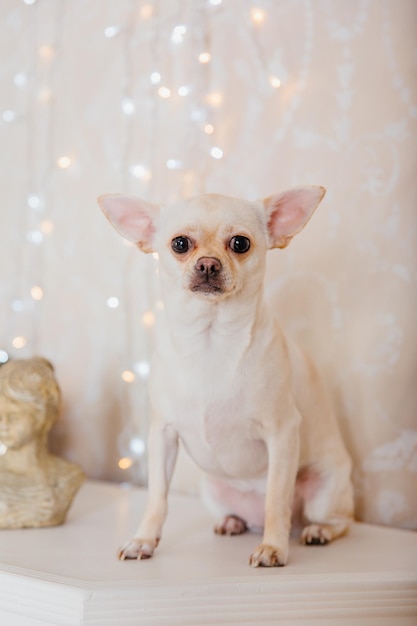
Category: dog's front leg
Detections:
[
  {"x1": 249, "y1": 416, "x2": 300, "y2": 567},
  {"x1": 118, "y1": 418, "x2": 179, "y2": 560}
]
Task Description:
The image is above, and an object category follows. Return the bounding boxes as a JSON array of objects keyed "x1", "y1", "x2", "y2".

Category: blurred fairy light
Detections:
[
  {"x1": 0, "y1": 350, "x2": 9, "y2": 364},
  {"x1": 39, "y1": 45, "x2": 55, "y2": 61},
  {"x1": 250, "y1": 7, "x2": 266, "y2": 24},
  {"x1": 171, "y1": 24, "x2": 187, "y2": 44},
  {"x1": 106, "y1": 296, "x2": 120, "y2": 309},
  {"x1": 139, "y1": 4, "x2": 153, "y2": 19},
  {"x1": 12, "y1": 336, "x2": 27, "y2": 349},
  {"x1": 198, "y1": 52, "x2": 211, "y2": 64},
  {"x1": 118, "y1": 457, "x2": 133, "y2": 470},
  {"x1": 204, "y1": 123, "x2": 214, "y2": 134},
  {"x1": 209, "y1": 0, "x2": 222, "y2": 5},
  {"x1": 130, "y1": 437, "x2": 146, "y2": 456},
  {"x1": 122, "y1": 370, "x2": 135, "y2": 383},
  {"x1": 158, "y1": 86, "x2": 171, "y2": 99},
  {"x1": 142, "y1": 311, "x2": 155, "y2": 327},
  {"x1": 129, "y1": 163, "x2": 152, "y2": 180},
  {"x1": 190, "y1": 108, "x2": 207, "y2": 123},
  {"x1": 134, "y1": 361, "x2": 150, "y2": 379},
  {"x1": 2, "y1": 110, "x2": 17, "y2": 123},
  {"x1": 57, "y1": 155, "x2": 72, "y2": 169},
  {"x1": 11, "y1": 299, "x2": 24, "y2": 313},
  {"x1": 27, "y1": 230, "x2": 44, "y2": 244},
  {"x1": 38, "y1": 87, "x2": 53, "y2": 103},
  {"x1": 30, "y1": 286, "x2": 43, "y2": 301},
  {"x1": 104, "y1": 25, "x2": 120, "y2": 38},
  {"x1": 121, "y1": 97, "x2": 135, "y2": 115},
  {"x1": 27, "y1": 194, "x2": 41, "y2": 209},
  {"x1": 40, "y1": 219, "x2": 54, "y2": 234},
  {"x1": 14, "y1": 73, "x2": 28, "y2": 87},
  {"x1": 207, "y1": 91, "x2": 223, "y2": 106},
  {"x1": 166, "y1": 158, "x2": 183, "y2": 170},
  {"x1": 178, "y1": 85, "x2": 191, "y2": 97},
  {"x1": 210, "y1": 146, "x2": 224, "y2": 159},
  {"x1": 150, "y1": 71, "x2": 161, "y2": 85},
  {"x1": 23, "y1": 0, "x2": 36, "y2": 5},
  {"x1": 269, "y1": 75, "x2": 282, "y2": 89}
]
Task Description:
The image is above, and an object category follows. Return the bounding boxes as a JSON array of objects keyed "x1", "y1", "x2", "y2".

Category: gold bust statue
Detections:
[{"x1": 0, "y1": 357, "x2": 84, "y2": 528}]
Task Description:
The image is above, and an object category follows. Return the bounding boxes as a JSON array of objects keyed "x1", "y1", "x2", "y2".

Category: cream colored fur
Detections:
[{"x1": 98, "y1": 188, "x2": 354, "y2": 567}]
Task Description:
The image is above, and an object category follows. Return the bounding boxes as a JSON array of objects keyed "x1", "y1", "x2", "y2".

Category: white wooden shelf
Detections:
[{"x1": 0, "y1": 480, "x2": 416, "y2": 625}]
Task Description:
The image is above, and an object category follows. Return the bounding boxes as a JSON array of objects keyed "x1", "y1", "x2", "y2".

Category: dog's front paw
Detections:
[
  {"x1": 117, "y1": 537, "x2": 159, "y2": 561},
  {"x1": 249, "y1": 543, "x2": 288, "y2": 568}
]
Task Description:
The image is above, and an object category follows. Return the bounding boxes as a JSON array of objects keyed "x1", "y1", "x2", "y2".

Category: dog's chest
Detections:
[
  {"x1": 179, "y1": 397, "x2": 267, "y2": 479},
  {"x1": 159, "y1": 350, "x2": 269, "y2": 478}
]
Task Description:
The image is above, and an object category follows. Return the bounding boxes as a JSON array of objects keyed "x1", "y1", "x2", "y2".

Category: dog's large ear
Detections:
[
  {"x1": 98, "y1": 194, "x2": 160, "y2": 253},
  {"x1": 263, "y1": 186, "x2": 326, "y2": 249}
]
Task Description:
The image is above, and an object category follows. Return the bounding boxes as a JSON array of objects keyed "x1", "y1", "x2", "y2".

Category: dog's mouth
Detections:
[{"x1": 190, "y1": 283, "x2": 224, "y2": 296}]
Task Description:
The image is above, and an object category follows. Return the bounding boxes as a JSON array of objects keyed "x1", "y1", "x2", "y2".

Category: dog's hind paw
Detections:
[
  {"x1": 249, "y1": 543, "x2": 288, "y2": 568},
  {"x1": 214, "y1": 514, "x2": 248, "y2": 536},
  {"x1": 300, "y1": 524, "x2": 331, "y2": 546},
  {"x1": 117, "y1": 537, "x2": 158, "y2": 561}
]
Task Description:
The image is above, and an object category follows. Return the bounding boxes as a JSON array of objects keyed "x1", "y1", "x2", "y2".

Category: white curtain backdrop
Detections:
[{"x1": 1, "y1": 0, "x2": 416, "y2": 529}]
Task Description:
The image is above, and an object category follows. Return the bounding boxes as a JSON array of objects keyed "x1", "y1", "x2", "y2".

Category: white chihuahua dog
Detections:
[{"x1": 99, "y1": 187, "x2": 354, "y2": 567}]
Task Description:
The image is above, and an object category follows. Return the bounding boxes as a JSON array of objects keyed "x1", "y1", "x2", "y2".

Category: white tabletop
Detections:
[{"x1": 0, "y1": 480, "x2": 416, "y2": 625}]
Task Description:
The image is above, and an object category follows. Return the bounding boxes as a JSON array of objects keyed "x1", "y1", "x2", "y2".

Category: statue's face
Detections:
[{"x1": 0, "y1": 395, "x2": 42, "y2": 450}]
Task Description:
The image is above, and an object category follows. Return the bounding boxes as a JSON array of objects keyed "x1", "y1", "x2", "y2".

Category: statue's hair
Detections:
[{"x1": 0, "y1": 357, "x2": 61, "y2": 430}]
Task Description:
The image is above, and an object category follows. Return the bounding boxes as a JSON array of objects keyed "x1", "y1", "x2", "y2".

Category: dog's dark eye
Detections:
[
  {"x1": 230, "y1": 236, "x2": 250, "y2": 254},
  {"x1": 171, "y1": 236, "x2": 191, "y2": 254}
]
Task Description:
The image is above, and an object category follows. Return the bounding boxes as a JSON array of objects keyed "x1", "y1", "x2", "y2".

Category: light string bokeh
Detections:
[
  {"x1": 2, "y1": 0, "x2": 66, "y2": 361},
  {"x1": 2, "y1": 0, "x2": 284, "y2": 483}
]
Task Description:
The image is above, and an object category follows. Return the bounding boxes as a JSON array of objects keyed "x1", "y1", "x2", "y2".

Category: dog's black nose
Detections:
[{"x1": 195, "y1": 257, "x2": 222, "y2": 276}]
